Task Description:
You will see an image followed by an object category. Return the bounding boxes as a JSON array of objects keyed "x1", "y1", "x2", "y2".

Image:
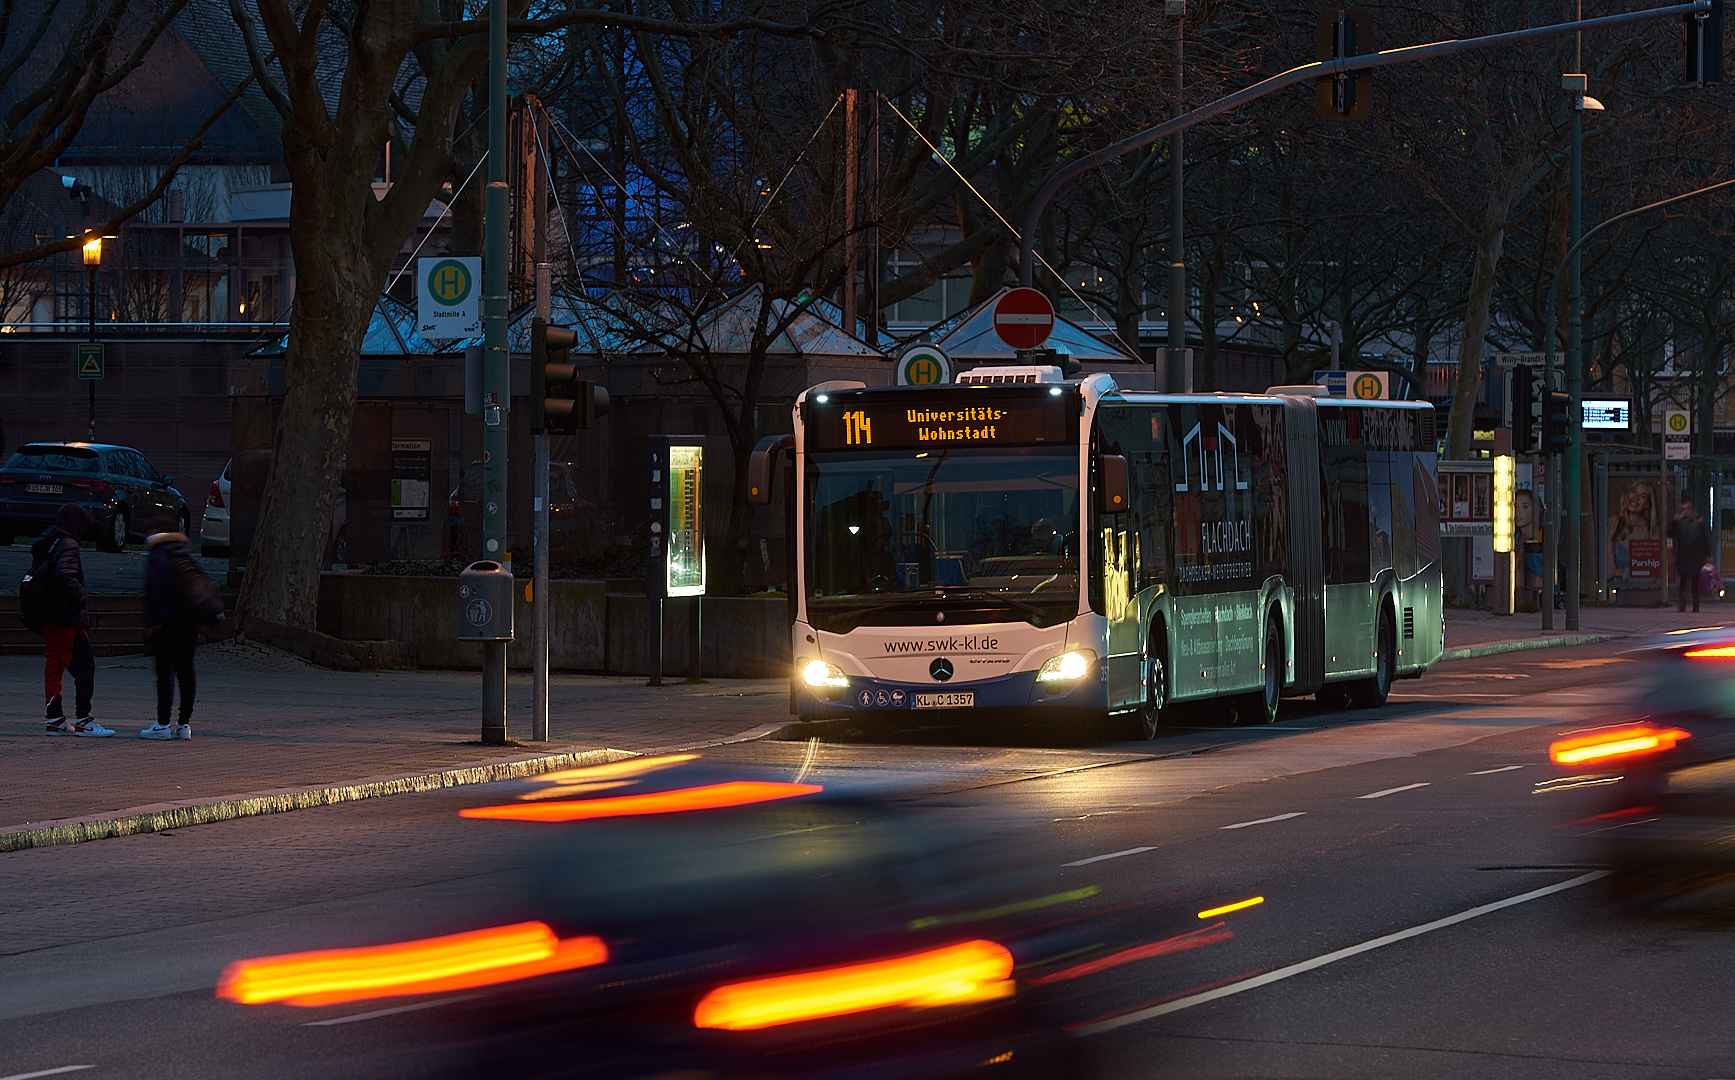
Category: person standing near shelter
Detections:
[
  {"x1": 1667, "y1": 496, "x2": 1713, "y2": 614},
  {"x1": 139, "y1": 516, "x2": 221, "y2": 740},
  {"x1": 36, "y1": 503, "x2": 111, "y2": 736}
]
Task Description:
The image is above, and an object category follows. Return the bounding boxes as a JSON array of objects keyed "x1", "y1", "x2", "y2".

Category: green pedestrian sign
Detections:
[{"x1": 76, "y1": 343, "x2": 105, "y2": 380}]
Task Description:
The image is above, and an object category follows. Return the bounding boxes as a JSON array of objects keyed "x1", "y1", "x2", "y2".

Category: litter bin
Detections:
[{"x1": 457, "y1": 560, "x2": 515, "y2": 642}]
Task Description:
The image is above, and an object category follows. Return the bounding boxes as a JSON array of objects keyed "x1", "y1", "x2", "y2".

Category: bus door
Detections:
[{"x1": 1321, "y1": 411, "x2": 1375, "y2": 677}]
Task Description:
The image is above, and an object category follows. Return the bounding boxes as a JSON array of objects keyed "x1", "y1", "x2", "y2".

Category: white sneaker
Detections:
[
  {"x1": 173, "y1": 724, "x2": 192, "y2": 740},
  {"x1": 140, "y1": 722, "x2": 173, "y2": 740},
  {"x1": 72, "y1": 717, "x2": 115, "y2": 738},
  {"x1": 44, "y1": 717, "x2": 73, "y2": 735}
]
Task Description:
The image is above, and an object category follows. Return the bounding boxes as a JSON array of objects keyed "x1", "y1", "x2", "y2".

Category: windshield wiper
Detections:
[{"x1": 937, "y1": 590, "x2": 1054, "y2": 621}]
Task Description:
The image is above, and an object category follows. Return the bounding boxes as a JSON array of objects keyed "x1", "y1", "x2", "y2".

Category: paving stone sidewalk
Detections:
[
  {"x1": 1444, "y1": 603, "x2": 1734, "y2": 655},
  {"x1": 0, "y1": 638, "x2": 788, "y2": 836}
]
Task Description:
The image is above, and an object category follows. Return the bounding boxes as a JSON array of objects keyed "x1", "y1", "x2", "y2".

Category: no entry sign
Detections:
[{"x1": 992, "y1": 288, "x2": 1055, "y2": 350}]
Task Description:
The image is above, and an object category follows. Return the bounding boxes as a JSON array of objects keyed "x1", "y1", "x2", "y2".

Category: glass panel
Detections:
[
  {"x1": 6, "y1": 447, "x2": 99, "y2": 472},
  {"x1": 806, "y1": 448, "x2": 1078, "y2": 623}
]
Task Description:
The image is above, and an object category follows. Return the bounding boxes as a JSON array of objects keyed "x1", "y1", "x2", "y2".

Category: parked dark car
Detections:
[{"x1": 0, "y1": 442, "x2": 189, "y2": 552}]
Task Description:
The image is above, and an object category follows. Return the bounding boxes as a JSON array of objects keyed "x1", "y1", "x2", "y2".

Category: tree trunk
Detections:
[{"x1": 1444, "y1": 183, "x2": 1515, "y2": 461}]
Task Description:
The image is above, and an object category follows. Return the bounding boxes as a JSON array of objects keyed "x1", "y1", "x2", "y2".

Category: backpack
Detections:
[
  {"x1": 170, "y1": 550, "x2": 225, "y2": 626},
  {"x1": 18, "y1": 539, "x2": 63, "y2": 633}
]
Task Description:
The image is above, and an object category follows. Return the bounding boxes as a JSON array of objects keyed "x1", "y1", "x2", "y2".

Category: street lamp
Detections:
[{"x1": 82, "y1": 234, "x2": 101, "y2": 441}]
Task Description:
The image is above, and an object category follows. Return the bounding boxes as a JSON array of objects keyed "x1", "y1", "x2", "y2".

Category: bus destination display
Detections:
[{"x1": 806, "y1": 388, "x2": 1075, "y2": 451}]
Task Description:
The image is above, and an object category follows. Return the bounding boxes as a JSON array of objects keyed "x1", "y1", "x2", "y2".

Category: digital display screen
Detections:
[
  {"x1": 1581, "y1": 399, "x2": 1631, "y2": 430},
  {"x1": 804, "y1": 387, "x2": 1076, "y2": 452}
]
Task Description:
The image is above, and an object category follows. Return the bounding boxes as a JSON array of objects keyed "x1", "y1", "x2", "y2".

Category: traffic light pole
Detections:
[
  {"x1": 480, "y1": 0, "x2": 510, "y2": 745},
  {"x1": 532, "y1": 101, "x2": 551, "y2": 743},
  {"x1": 1015, "y1": 1, "x2": 1710, "y2": 287}
]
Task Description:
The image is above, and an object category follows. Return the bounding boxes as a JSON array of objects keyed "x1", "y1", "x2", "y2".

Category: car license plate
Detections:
[
  {"x1": 913, "y1": 691, "x2": 974, "y2": 709},
  {"x1": 26, "y1": 484, "x2": 61, "y2": 494}
]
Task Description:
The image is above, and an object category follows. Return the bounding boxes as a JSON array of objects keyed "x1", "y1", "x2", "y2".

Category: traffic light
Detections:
[
  {"x1": 530, "y1": 318, "x2": 609, "y2": 434},
  {"x1": 1544, "y1": 391, "x2": 1572, "y2": 451},
  {"x1": 1509, "y1": 363, "x2": 1534, "y2": 451},
  {"x1": 1317, "y1": 8, "x2": 1373, "y2": 121},
  {"x1": 1685, "y1": 0, "x2": 1723, "y2": 85}
]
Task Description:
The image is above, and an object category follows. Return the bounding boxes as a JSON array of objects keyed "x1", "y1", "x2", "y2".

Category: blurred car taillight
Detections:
[
  {"x1": 460, "y1": 780, "x2": 823, "y2": 822},
  {"x1": 208, "y1": 478, "x2": 224, "y2": 508},
  {"x1": 1550, "y1": 724, "x2": 1691, "y2": 765},
  {"x1": 1684, "y1": 644, "x2": 1735, "y2": 658},
  {"x1": 0, "y1": 474, "x2": 18, "y2": 484},
  {"x1": 216, "y1": 921, "x2": 607, "y2": 1007},
  {"x1": 66, "y1": 478, "x2": 109, "y2": 492},
  {"x1": 692, "y1": 939, "x2": 1015, "y2": 1031}
]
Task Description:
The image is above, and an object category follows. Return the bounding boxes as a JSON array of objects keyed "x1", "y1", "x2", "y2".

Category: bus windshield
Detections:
[{"x1": 805, "y1": 447, "x2": 1080, "y2": 625}]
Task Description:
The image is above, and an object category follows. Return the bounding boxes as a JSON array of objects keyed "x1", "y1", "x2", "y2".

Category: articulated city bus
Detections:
[{"x1": 748, "y1": 368, "x2": 1443, "y2": 738}]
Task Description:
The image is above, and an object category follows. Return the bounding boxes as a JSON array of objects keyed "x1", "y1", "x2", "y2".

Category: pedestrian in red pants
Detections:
[{"x1": 33, "y1": 503, "x2": 111, "y2": 736}]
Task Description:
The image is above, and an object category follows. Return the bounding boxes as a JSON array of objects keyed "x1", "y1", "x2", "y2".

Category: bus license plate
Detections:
[
  {"x1": 26, "y1": 484, "x2": 61, "y2": 494},
  {"x1": 913, "y1": 692, "x2": 973, "y2": 709}
]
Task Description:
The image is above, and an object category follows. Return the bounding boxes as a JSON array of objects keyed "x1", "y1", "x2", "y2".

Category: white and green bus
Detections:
[{"x1": 749, "y1": 368, "x2": 1443, "y2": 737}]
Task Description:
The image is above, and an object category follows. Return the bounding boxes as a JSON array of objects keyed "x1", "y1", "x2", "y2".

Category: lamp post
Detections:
[
  {"x1": 1166, "y1": 0, "x2": 1186, "y2": 392},
  {"x1": 82, "y1": 235, "x2": 101, "y2": 441}
]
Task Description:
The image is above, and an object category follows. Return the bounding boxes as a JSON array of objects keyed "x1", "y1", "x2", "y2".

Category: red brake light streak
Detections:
[
  {"x1": 460, "y1": 780, "x2": 823, "y2": 822},
  {"x1": 217, "y1": 922, "x2": 607, "y2": 1007},
  {"x1": 1550, "y1": 724, "x2": 1690, "y2": 765}
]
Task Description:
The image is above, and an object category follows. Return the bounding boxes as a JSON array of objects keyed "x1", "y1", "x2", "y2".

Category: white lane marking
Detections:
[
  {"x1": 1220, "y1": 812, "x2": 1305, "y2": 830},
  {"x1": 1063, "y1": 846, "x2": 1155, "y2": 867},
  {"x1": 302, "y1": 995, "x2": 480, "y2": 1026},
  {"x1": 1359, "y1": 783, "x2": 1430, "y2": 799},
  {"x1": 0, "y1": 1068, "x2": 96, "y2": 1080},
  {"x1": 1078, "y1": 870, "x2": 1607, "y2": 1036},
  {"x1": 1470, "y1": 765, "x2": 1525, "y2": 775}
]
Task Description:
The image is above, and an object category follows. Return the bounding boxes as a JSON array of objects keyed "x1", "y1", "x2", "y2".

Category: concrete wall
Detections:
[{"x1": 316, "y1": 573, "x2": 788, "y2": 677}]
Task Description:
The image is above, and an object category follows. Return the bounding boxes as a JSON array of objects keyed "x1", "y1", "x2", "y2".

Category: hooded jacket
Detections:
[
  {"x1": 144, "y1": 531, "x2": 196, "y2": 627},
  {"x1": 31, "y1": 503, "x2": 91, "y2": 629}
]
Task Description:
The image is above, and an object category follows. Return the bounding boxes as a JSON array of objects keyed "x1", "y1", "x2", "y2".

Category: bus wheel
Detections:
[
  {"x1": 1238, "y1": 622, "x2": 1283, "y2": 725},
  {"x1": 1135, "y1": 651, "x2": 1167, "y2": 740},
  {"x1": 1347, "y1": 608, "x2": 1397, "y2": 708}
]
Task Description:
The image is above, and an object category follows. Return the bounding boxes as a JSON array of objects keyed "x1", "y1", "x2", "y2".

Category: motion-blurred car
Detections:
[
  {"x1": 1547, "y1": 635, "x2": 1735, "y2": 901},
  {"x1": 0, "y1": 442, "x2": 188, "y2": 551},
  {"x1": 217, "y1": 754, "x2": 1142, "y2": 1078}
]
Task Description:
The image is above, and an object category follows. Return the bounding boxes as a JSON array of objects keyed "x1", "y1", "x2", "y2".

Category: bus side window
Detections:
[
  {"x1": 1133, "y1": 451, "x2": 1171, "y2": 589},
  {"x1": 1323, "y1": 446, "x2": 1372, "y2": 585}
]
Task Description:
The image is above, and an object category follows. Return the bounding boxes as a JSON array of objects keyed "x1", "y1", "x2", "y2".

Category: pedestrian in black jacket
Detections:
[
  {"x1": 139, "y1": 517, "x2": 209, "y2": 739},
  {"x1": 36, "y1": 502, "x2": 111, "y2": 736},
  {"x1": 1668, "y1": 497, "x2": 1714, "y2": 613}
]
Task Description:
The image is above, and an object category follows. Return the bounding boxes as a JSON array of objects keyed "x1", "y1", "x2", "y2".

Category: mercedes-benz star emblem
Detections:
[{"x1": 929, "y1": 657, "x2": 953, "y2": 682}]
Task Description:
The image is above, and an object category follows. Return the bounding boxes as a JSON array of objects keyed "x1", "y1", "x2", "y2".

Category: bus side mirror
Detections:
[
  {"x1": 1098, "y1": 454, "x2": 1129, "y2": 514},
  {"x1": 747, "y1": 433, "x2": 794, "y2": 506}
]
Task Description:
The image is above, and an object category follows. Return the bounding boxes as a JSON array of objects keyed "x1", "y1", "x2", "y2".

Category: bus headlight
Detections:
[
  {"x1": 1038, "y1": 650, "x2": 1097, "y2": 683},
  {"x1": 801, "y1": 658, "x2": 849, "y2": 688}
]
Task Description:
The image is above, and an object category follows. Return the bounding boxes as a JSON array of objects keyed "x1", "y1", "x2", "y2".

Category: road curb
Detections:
[
  {"x1": 0, "y1": 723, "x2": 793, "y2": 854},
  {"x1": 1441, "y1": 633, "x2": 1620, "y2": 662}
]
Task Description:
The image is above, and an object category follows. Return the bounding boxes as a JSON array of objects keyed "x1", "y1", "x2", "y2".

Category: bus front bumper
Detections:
[{"x1": 795, "y1": 664, "x2": 1106, "y2": 722}]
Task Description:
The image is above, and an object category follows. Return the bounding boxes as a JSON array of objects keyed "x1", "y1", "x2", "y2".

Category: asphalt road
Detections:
[{"x1": 3, "y1": 640, "x2": 1733, "y2": 1079}]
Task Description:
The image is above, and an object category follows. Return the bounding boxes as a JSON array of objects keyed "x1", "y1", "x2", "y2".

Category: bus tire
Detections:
[
  {"x1": 1134, "y1": 637, "x2": 1167, "y2": 740},
  {"x1": 1237, "y1": 620, "x2": 1283, "y2": 725},
  {"x1": 1346, "y1": 606, "x2": 1397, "y2": 708}
]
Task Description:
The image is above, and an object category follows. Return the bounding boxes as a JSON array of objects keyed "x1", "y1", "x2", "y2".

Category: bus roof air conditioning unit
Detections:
[{"x1": 956, "y1": 366, "x2": 1066, "y2": 384}]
